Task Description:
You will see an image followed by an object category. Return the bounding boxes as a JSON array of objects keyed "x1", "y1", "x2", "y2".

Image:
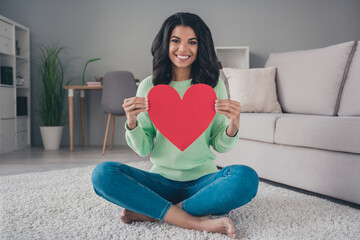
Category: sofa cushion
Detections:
[
  {"x1": 274, "y1": 114, "x2": 360, "y2": 154},
  {"x1": 223, "y1": 67, "x2": 282, "y2": 113},
  {"x1": 265, "y1": 41, "x2": 355, "y2": 116},
  {"x1": 338, "y1": 41, "x2": 360, "y2": 116},
  {"x1": 239, "y1": 113, "x2": 282, "y2": 143}
]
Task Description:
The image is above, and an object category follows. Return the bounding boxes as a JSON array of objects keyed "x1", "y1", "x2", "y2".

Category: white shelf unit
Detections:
[
  {"x1": 0, "y1": 15, "x2": 30, "y2": 155},
  {"x1": 215, "y1": 46, "x2": 249, "y2": 69}
]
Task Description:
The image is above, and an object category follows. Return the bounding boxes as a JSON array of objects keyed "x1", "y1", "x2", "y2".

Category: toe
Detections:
[{"x1": 120, "y1": 216, "x2": 131, "y2": 224}]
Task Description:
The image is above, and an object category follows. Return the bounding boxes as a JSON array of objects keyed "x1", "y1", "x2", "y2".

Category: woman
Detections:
[{"x1": 92, "y1": 12, "x2": 258, "y2": 238}]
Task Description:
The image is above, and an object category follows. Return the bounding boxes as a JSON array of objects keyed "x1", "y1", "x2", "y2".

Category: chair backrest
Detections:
[{"x1": 101, "y1": 71, "x2": 137, "y2": 115}]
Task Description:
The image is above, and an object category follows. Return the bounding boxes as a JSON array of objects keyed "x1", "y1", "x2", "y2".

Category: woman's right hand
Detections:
[{"x1": 122, "y1": 97, "x2": 148, "y2": 130}]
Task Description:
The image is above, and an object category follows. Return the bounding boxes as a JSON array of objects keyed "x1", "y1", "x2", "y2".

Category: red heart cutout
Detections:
[{"x1": 147, "y1": 84, "x2": 217, "y2": 151}]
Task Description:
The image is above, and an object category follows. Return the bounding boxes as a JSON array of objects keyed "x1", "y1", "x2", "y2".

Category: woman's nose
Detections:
[{"x1": 178, "y1": 43, "x2": 186, "y2": 51}]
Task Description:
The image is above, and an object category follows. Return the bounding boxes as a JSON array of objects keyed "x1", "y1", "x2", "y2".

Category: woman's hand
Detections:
[
  {"x1": 122, "y1": 97, "x2": 148, "y2": 130},
  {"x1": 215, "y1": 99, "x2": 241, "y2": 137}
]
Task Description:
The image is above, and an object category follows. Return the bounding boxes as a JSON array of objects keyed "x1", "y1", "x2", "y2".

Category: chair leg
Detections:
[
  {"x1": 110, "y1": 116, "x2": 115, "y2": 150},
  {"x1": 102, "y1": 113, "x2": 112, "y2": 155}
]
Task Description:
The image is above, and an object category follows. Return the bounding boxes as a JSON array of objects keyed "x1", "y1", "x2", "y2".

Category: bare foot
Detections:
[
  {"x1": 200, "y1": 215, "x2": 212, "y2": 220},
  {"x1": 120, "y1": 209, "x2": 158, "y2": 224},
  {"x1": 202, "y1": 217, "x2": 237, "y2": 239}
]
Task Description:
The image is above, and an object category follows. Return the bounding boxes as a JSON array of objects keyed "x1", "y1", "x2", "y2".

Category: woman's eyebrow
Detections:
[{"x1": 170, "y1": 36, "x2": 197, "y2": 41}]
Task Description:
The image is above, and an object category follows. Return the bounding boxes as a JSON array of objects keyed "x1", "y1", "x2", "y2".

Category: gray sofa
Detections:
[{"x1": 215, "y1": 41, "x2": 360, "y2": 205}]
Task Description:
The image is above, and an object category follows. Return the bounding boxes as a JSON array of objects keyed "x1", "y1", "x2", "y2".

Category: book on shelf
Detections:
[{"x1": 86, "y1": 81, "x2": 102, "y2": 86}]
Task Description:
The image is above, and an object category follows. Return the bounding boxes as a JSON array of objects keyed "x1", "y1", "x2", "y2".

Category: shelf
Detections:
[
  {"x1": 1, "y1": 14, "x2": 31, "y2": 154},
  {"x1": 0, "y1": 84, "x2": 14, "y2": 88},
  {"x1": 0, "y1": 51, "x2": 14, "y2": 57},
  {"x1": 1, "y1": 117, "x2": 16, "y2": 120},
  {"x1": 16, "y1": 55, "x2": 28, "y2": 61},
  {"x1": 16, "y1": 86, "x2": 29, "y2": 89},
  {"x1": 216, "y1": 46, "x2": 250, "y2": 69},
  {"x1": 15, "y1": 25, "x2": 27, "y2": 32}
]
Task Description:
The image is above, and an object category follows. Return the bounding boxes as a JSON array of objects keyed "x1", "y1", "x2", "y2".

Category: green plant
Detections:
[
  {"x1": 38, "y1": 44, "x2": 70, "y2": 126},
  {"x1": 82, "y1": 58, "x2": 101, "y2": 85}
]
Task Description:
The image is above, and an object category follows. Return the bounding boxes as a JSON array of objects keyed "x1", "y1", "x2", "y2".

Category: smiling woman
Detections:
[{"x1": 92, "y1": 12, "x2": 257, "y2": 239}]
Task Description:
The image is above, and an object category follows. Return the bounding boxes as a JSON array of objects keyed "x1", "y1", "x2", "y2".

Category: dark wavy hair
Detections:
[{"x1": 151, "y1": 12, "x2": 219, "y2": 88}]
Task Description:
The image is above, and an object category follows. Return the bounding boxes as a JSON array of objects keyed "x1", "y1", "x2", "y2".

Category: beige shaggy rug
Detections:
[{"x1": 1, "y1": 160, "x2": 359, "y2": 240}]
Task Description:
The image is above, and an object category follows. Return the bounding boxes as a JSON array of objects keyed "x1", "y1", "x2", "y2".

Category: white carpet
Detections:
[{"x1": 1, "y1": 161, "x2": 359, "y2": 240}]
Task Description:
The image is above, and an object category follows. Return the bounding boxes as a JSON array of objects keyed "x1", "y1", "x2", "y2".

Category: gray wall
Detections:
[{"x1": 1, "y1": 0, "x2": 360, "y2": 147}]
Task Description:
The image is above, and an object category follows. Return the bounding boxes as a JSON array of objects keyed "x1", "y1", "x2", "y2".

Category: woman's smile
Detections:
[
  {"x1": 174, "y1": 54, "x2": 193, "y2": 63},
  {"x1": 175, "y1": 54, "x2": 191, "y2": 60}
]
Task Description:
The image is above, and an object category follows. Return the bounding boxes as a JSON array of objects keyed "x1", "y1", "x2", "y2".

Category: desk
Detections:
[{"x1": 63, "y1": 85, "x2": 103, "y2": 152}]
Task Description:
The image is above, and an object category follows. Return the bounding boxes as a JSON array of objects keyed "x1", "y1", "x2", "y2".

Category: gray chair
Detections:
[{"x1": 101, "y1": 71, "x2": 137, "y2": 155}]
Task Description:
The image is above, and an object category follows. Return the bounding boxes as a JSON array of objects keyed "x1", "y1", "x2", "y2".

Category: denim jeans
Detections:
[{"x1": 91, "y1": 161, "x2": 259, "y2": 221}]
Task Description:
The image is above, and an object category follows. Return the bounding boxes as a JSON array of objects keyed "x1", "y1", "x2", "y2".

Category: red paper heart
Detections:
[{"x1": 147, "y1": 84, "x2": 217, "y2": 151}]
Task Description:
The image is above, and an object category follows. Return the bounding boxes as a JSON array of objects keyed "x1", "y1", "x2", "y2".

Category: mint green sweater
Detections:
[{"x1": 125, "y1": 76, "x2": 239, "y2": 181}]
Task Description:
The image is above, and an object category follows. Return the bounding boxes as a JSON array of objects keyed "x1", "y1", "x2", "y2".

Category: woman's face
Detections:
[{"x1": 168, "y1": 25, "x2": 198, "y2": 73}]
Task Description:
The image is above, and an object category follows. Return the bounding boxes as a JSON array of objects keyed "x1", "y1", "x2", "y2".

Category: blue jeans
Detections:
[{"x1": 91, "y1": 161, "x2": 259, "y2": 221}]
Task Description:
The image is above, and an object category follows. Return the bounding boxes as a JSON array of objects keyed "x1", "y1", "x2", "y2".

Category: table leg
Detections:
[
  {"x1": 68, "y1": 89, "x2": 74, "y2": 152},
  {"x1": 80, "y1": 90, "x2": 85, "y2": 147}
]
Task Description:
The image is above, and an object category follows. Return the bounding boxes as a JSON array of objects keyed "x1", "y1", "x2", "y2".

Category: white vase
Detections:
[{"x1": 40, "y1": 126, "x2": 64, "y2": 150}]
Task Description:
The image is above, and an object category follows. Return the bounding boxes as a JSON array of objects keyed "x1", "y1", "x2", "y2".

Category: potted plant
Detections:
[{"x1": 37, "y1": 43, "x2": 69, "y2": 150}]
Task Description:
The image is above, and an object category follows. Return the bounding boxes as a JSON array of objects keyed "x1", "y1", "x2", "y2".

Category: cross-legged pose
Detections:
[{"x1": 92, "y1": 12, "x2": 259, "y2": 239}]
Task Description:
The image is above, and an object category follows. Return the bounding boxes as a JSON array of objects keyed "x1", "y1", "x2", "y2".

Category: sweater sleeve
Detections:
[
  {"x1": 125, "y1": 77, "x2": 156, "y2": 157},
  {"x1": 210, "y1": 79, "x2": 239, "y2": 153}
]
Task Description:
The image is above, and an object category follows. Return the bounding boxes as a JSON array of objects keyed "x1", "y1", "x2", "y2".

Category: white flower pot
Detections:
[{"x1": 40, "y1": 126, "x2": 64, "y2": 150}]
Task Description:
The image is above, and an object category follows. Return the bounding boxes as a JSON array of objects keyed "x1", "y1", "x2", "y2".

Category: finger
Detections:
[
  {"x1": 215, "y1": 101, "x2": 241, "y2": 112},
  {"x1": 124, "y1": 105, "x2": 148, "y2": 114},
  {"x1": 133, "y1": 97, "x2": 148, "y2": 104},
  {"x1": 215, "y1": 104, "x2": 239, "y2": 112},
  {"x1": 123, "y1": 100, "x2": 148, "y2": 109},
  {"x1": 131, "y1": 108, "x2": 148, "y2": 116},
  {"x1": 124, "y1": 97, "x2": 147, "y2": 105},
  {"x1": 123, "y1": 102, "x2": 146, "y2": 113},
  {"x1": 130, "y1": 102, "x2": 148, "y2": 110},
  {"x1": 215, "y1": 104, "x2": 240, "y2": 114},
  {"x1": 123, "y1": 103, "x2": 139, "y2": 112},
  {"x1": 122, "y1": 101, "x2": 133, "y2": 108},
  {"x1": 216, "y1": 110, "x2": 231, "y2": 119},
  {"x1": 216, "y1": 99, "x2": 241, "y2": 106},
  {"x1": 124, "y1": 97, "x2": 136, "y2": 104},
  {"x1": 215, "y1": 101, "x2": 241, "y2": 109},
  {"x1": 216, "y1": 108, "x2": 240, "y2": 119}
]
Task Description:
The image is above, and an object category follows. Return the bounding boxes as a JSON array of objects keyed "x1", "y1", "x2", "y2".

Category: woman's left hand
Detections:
[{"x1": 215, "y1": 99, "x2": 241, "y2": 137}]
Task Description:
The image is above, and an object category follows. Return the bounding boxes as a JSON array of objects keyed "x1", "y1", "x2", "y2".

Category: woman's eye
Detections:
[
  {"x1": 189, "y1": 41, "x2": 197, "y2": 45},
  {"x1": 171, "y1": 39, "x2": 180, "y2": 43}
]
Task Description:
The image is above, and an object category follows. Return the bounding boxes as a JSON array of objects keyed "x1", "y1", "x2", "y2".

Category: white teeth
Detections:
[{"x1": 176, "y1": 55, "x2": 190, "y2": 59}]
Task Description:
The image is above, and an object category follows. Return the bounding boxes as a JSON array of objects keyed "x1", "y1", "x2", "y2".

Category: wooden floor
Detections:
[{"x1": 0, "y1": 146, "x2": 148, "y2": 176}]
